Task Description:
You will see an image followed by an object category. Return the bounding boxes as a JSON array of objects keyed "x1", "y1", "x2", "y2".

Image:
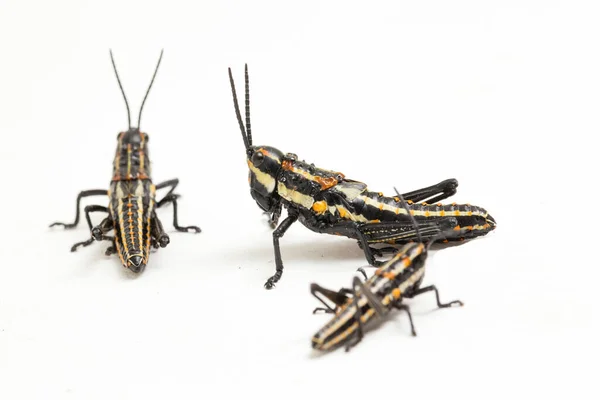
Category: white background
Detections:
[{"x1": 1, "y1": 0, "x2": 598, "y2": 399}]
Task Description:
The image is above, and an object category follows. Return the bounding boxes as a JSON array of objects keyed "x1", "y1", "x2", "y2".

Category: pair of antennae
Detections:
[
  {"x1": 110, "y1": 49, "x2": 164, "y2": 129},
  {"x1": 228, "y1": 64, "x2": 253, "y2": 151}
]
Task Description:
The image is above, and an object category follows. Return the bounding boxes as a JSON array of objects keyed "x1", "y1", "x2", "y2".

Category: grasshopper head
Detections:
[
  {"x1": 246, "y1": 145, "x2": 284, "y2": 212},
  {"x1": 229, "y1": 65, "x2": 284, "y2": 213}
]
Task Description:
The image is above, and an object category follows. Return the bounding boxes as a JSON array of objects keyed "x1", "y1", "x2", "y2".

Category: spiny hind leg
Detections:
[
  {"x1": 71, "y1": 206, "x2": 113, "y2": 252},
  {"x1": 50, "y1": 189, "x2": 108, "y2": 229},
  {"x1": 405, "y1": 285, "x2": 463, "y2": 308},
  {"x1": 399, "y1": 179, "x2": 458, "y2": 204},
  {"x1": 157, "y1": 193, "x2": 201, "y2": 233},
  {"x1": 359, "y1": 218, "x2": 458, "y2": 249},
  {"x1": 151, "y1": 213, "x2": 170, "y2": 248},
  {"x1": 155, "y1": 178, "x2": 180, "y2": 203},
  {"x1": 104, "y1": 238, "x2": 117, "y2": 256}
]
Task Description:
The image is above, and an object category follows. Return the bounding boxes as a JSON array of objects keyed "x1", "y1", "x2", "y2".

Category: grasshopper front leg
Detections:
[{"x1": 265, "y1": 209, "x2": 299, "y2": 289}]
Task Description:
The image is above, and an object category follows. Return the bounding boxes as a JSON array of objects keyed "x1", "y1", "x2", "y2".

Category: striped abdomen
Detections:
[
  {"x1": 108, "y1": 180, "x2": 156, "y2": 272},
  {"x1": 314, "y1": 185, "x2": 496, "y2": 241},
  {"x1": 312, "y1": 244, "x2": 425, "y2": 351}
]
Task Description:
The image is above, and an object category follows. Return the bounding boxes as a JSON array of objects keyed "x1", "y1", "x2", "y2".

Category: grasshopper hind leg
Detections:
[{"x1": 50, "y1": 189, "x2": 108, "y2": 229}]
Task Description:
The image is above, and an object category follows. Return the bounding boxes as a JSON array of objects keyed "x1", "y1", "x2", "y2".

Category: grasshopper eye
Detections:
[{"x1": 252, "y1": 151, "x2": 265, "y2": 166}]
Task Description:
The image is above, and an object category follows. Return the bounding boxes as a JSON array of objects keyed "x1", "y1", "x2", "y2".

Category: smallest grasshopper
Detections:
[{"x1": 310, "y1": 189, "x2": 463, "y2": 352}]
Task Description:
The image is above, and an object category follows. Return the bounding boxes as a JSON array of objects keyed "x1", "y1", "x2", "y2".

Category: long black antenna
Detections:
[
  {"x1": 138, "y1": 49, "x2": 164, "y2": 129},
  {"x1": 244, "y1": 64, "x2": 252, "y2": 147},
  {"x1": 228, "y1": 67, "x2": 250, "y2": 150},
  {"x1": 394, "y1": 187, "x2": 423, "y2": 244},
  {"x1": 110, "y1": 49, "x2": 132, "y2": 129}
]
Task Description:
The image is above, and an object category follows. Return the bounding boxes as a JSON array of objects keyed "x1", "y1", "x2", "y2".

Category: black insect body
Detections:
[
  {"x1": 310, "y1": 191, "x2": 463, "y2": 352},
  {"x1": 228, "y1": 65, "x2": 496, "y2": 289},
  {"x1": 50, "y1": 50, "x2": 200, "y2": 273}
]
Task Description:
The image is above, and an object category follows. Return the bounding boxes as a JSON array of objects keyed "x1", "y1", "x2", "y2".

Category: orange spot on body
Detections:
[
  {"x1": 281, "y1": 159, "x2": 293, "y2": 171},
  {"x1": 312, "y1": 201, "x2": 327, "y2": 214},
  {"x1": 392, "y1": 288, "x2": 401, "y2": 299},
  {"x1": 315, "y1": 175, "x2": 340, "y2": 190},
  {"x1": 383, "y1": 272, "x2": 396, "y2": 280},
  {"x1": 453, "y1": 225, "x2": 461, "y2": 231}
]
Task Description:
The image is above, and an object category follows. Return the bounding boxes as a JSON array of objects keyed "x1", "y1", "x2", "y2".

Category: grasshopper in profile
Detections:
[{"x1": 228, "y1": 65, "x2": 495, "y2": 289}]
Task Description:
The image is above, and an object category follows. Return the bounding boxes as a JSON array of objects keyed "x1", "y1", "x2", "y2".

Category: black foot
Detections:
[
  {"x1": 441, "y1": 300, "x2": 464, "y2": 308},
  {"x1": 176, "y1": 225, "x2": 201, "y2": 233},
  {"x1": 264, "y1": 277, "x2": 276, "y2": 290},
  {"x1": 357, "y1": 267, "x2": 368, "y2": 281},
  {"x1": 50, "y1": 222, "x2": 75, "y2": 229},
  {"x1": 105, "y1": 246, "x2": 116, "y2": 256},
  {"x1": 158, "y1": 234, "x2": 170, "y2": 247},
  {"x1": 71, "y1": 238, "x2": 94, "y2": 252},
  {"x1": 345, "y1": 334, "x2": 362, "y2": 352},
  {"x1": 313, "y1": 307, "x2": 334, "y2": 314}
]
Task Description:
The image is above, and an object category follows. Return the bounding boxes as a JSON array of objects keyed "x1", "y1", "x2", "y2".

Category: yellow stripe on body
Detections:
[
  {"x1": 127, "y1": 144, "x2": 132, "y2": 179},
  {"x1": 117, "y1": 198, "x2": 129, "y2": 258},
  {"x1": 248, "y1": 161, "x2": 276, "y2": 193},
  {"x1": 136, "y1": 196, "x2": 144, "y2": 261},
  {"x1": 357, "y1": 195, "x2": 488, "y2": 219},
  {"x1": 277, "y1": 182, "x2": 315, "y2": 209}
]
